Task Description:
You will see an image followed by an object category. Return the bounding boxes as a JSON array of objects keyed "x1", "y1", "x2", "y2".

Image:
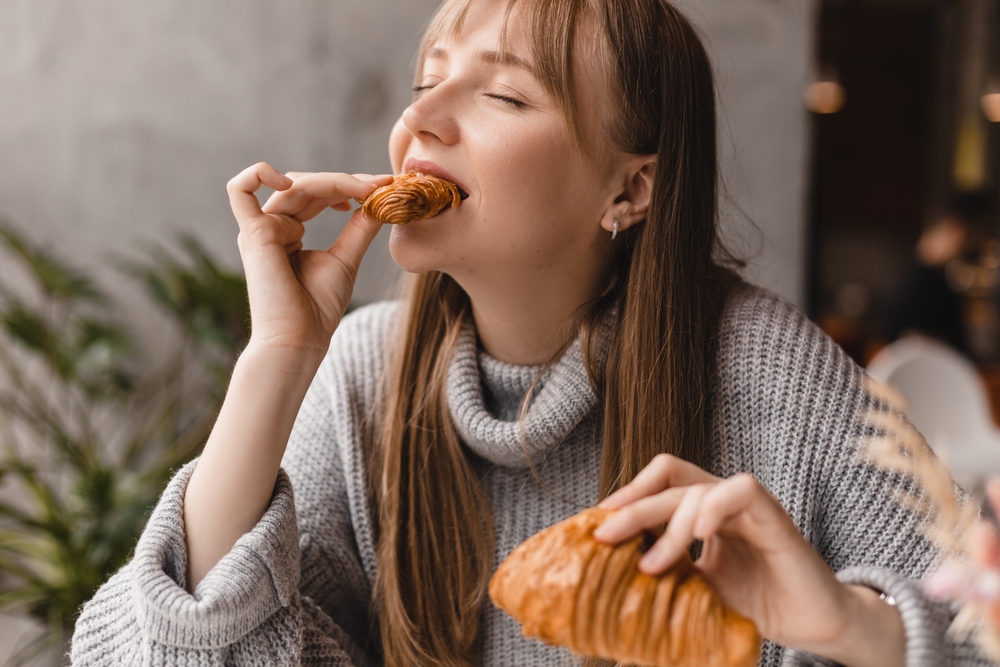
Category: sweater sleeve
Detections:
[
  {"x1": 69, "y1": 461, "x2": 364, "y2": 666},
  {"x1": 70, "y1": 305, "x2": 393, "y2": 667},
  {"x1": 793, "y1": 390, "x2": 997, "y2": 667},
  {"x1": 715, "y1": 287, "x2": 994, "y2": 667}
]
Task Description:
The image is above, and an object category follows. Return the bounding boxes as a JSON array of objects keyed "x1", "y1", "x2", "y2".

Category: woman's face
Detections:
[{"x1": 387, "y1": 0, "x2": 620, "y2": 295}]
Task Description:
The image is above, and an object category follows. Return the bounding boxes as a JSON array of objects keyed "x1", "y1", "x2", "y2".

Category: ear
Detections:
[{"x1": 600, "y1": 154, "x2": 657, "y2": 235}]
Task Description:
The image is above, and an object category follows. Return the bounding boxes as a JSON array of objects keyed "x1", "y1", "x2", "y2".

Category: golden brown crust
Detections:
[
  {"x1": 358, "y1": 173, "x2": 461, "y2": 225},
  {"x1": 488, "y1": 507, "x2": 762, "y2": 667}
]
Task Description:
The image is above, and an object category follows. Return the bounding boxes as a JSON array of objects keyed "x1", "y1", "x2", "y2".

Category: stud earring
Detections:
[{"x1": 611, "y1": 218, "x2": 619, "y2": 240}]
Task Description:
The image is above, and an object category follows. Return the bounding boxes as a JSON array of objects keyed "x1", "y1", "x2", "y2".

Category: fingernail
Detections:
[
  {"x1": 593, "y1": 522, "x2": 615, "y2": 541},
  {"x1": 639, "y1": 549, "x2": 665, "y2": 573},
  {"x1": 599, "y1": 493, "x2": 624, "y2": 509}
]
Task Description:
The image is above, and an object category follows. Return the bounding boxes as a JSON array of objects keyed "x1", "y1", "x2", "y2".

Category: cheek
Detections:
[
  {"x1": 475, "y1": 124, "x2": 602, "y2": 236},
  {"x1": 388, "y1": 116, "x2": 409, "y2": 174}
]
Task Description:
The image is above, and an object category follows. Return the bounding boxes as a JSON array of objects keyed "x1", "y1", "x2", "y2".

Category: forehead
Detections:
[
  {"x1": 423, "y1": 44, "x2": 536, "y2": 77},
  {"x1": 419, "y1": 0, "x2": 535, "y2": 71},
  {"x1": 418, "y1": 0, "x2": 607, "y2": 89}
]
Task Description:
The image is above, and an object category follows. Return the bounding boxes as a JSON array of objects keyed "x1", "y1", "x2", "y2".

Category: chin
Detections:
[{"x1": 388, "y1": 223, "x2": 449, "y2": 275}]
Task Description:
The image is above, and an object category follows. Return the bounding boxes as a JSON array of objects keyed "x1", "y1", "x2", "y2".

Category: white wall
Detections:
[
  {"x1": 680, "y1": 0, "x2": 815, "y2": 306},
  {"x1": 0, "y1": 0, "x2": 441, "y2": 311},
  {"x1": 0, "y1": 0, "x2": 813, "y2": 313}
]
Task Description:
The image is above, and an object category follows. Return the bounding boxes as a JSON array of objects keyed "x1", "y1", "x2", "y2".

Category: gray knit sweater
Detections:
[{"x1": 70, "y1": 284, "x2": 993, "y2": 666}]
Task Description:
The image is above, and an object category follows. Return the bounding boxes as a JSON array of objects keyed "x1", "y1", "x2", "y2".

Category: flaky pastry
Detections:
[
  {"x1": 358, "y1": 173, "x2": 461, "y2": 225},
  {"x1": 488, "y1": 507, "x2": 761, "y2": 667}
]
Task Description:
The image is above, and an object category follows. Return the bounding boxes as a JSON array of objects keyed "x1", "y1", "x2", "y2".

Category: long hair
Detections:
[{"x1": 367, "y1": 1, "x2": 737, "y2": 665}]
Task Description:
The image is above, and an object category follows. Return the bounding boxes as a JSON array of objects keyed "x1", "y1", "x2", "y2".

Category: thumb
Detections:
[{"x1": 326, "y1": 208, "x2": 383, "y2": 285}]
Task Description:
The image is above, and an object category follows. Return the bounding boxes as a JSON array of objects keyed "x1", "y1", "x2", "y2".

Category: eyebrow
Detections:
[{"x1": 426, "y1": 46, "x2": 536, "y2": 76}]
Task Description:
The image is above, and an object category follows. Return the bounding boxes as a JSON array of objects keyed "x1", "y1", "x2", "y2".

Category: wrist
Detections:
[
  {"x1": 809, "y1": 584, "x2": 905, "y2": 667},
  {"x1": 240, "y1": 336, "x2": 328, "y2": 375}
]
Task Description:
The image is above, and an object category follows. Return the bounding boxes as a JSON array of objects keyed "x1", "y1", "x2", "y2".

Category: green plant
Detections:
[{"x1": 0, "y1": 222, "x2": 249, "y2": 665}]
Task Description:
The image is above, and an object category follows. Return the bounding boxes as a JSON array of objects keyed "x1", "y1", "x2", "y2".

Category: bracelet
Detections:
[{"x1": 878, "y1": 590, "x2": 897, "y2": 606}]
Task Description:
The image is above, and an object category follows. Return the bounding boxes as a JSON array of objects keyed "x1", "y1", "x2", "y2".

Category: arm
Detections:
[
  {"x1": 183, "y1": 342, "x2": 320, "y2": 589},
  {"x1": 672, "y1": 287, "x2": 991, "y2": 667},
  {"x1": 71, "y1": 462, "x2": 370, "y2": 667},
  {"x1": 71, "y1": 312, "x2": 386, "y2": 666},
  {"x1": 70, "y1": 163, "x2": 392, "y2": 665},
  {"x1": 183, "y1": 163, "x2": 390, "y2": 589},
  {"x1": 594, "y1": 457, "x2": 905, "y2": 667}
]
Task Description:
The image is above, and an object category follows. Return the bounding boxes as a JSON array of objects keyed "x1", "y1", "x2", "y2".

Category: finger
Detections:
[
  {"x1": 227, "y1": 163, "x2": 294, "y2": 230},
  {"x1": 690, "y1": 474, "x2": 795, "y2": 552},
  {"x1": 639, "y1": 484, "x2": 711, "y2": 574},
  {"x1": 593, "y1": 487, "x2": 687, "y2": 543},
  {"x1": 600, "y1": 454, "x2": 718, "y2": 510},
  {"x1": 237, "y1": 215, "x2": 306, "y2": 263},
  {"x1": 294, "y1": 198, "x2": 339, "y2": 223},
  {"x1": 285, "y1": 194, "x2": 358, "y2": 222},
  {"x1": 353, "y1": 173, "x2": 395, "y2": 185},
  {"x1": 323, "y1": 208, "x2": 383, "y2": 289},
  {"x1": 690, "y1": 473, "x2": 763, "y2": 539},
  {"x1": 262, "y1": 172, "x2": 381, "y2": 218},
  {"x1": 284, "y1": 240, "x2": 304, "y2": 255}
]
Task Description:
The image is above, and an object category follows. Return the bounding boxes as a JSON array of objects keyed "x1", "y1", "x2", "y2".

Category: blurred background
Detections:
[{"x1": 0, "y1": 0, "x2": 996, "y2": 664}]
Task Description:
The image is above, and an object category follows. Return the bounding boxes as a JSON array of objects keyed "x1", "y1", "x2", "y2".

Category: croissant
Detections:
[
  {"x1": 488, "y1": 507, "x2": 762, "y2": 667},
  {"x1": 358, "y1": 173, "x2": 461, "y2": 225}
]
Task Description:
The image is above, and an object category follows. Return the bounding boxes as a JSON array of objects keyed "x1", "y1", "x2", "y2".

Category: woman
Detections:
[{"x1": 70, "y1": 0, "x2": 989, "y2": 665}]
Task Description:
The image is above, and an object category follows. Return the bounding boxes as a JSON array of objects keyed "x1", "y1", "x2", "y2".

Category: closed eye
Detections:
[{"x1": 485, "y1": 92, "x2": 527, "y2": 109}]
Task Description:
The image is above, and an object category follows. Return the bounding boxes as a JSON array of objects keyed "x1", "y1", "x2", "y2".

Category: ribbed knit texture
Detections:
[{"x1": 70, "y1": 284, "x2": 994, "y2": 666}]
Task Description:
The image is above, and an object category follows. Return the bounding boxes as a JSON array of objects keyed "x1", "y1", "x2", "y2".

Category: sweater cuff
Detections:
[
  {"x1": 782, "y1": 566, "x2": 950, "y2": 667},
  {"x1": 130, "y1": 460, "x2": 301, "y2": 649}
]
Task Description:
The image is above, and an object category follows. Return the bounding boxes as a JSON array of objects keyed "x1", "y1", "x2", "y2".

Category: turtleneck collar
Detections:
[{"x1": 446, "y1": 322, "x2": 601, "y2": 468}]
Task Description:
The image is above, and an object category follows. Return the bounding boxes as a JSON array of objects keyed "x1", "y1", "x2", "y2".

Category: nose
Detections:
[{"x1": 400, "y1": 86, "x2": 461, "y2": 147}]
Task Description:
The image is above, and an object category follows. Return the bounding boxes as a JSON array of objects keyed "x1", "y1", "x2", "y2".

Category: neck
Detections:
[{"x1": 457, "y1": 268, "x2": 604, "y2": 366}]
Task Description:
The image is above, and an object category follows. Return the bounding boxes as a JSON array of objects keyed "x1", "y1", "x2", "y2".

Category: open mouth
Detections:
[
  {"x1": 404, "y1": 158, "x2": 470, "y2": 204},
  {"x1": 411, "y1": 172, "x2": 468, "y2": 203}
]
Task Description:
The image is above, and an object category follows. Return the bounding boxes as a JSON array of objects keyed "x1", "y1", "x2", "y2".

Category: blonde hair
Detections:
[{"x1": 366, "y1": 1, "x2": 737, "y2": 665}]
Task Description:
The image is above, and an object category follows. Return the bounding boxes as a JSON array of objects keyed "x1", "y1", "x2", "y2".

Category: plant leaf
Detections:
[{"x1": 0, "y1": 222, "x2": 104, "y2": 303}]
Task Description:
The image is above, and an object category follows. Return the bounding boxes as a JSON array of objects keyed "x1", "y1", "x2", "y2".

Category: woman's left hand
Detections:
[{"x1": 592, "y1": 454, "x2": 904, "y2": 667}]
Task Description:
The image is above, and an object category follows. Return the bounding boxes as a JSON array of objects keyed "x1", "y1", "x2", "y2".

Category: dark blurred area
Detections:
[{"x1": 806, "y1": 0, "x2": 1000, "y2": 379}]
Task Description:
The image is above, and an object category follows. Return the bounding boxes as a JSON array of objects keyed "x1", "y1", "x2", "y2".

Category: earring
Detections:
[{"x1": 611, "y1": 218, "x2": 619, "y2": 240}]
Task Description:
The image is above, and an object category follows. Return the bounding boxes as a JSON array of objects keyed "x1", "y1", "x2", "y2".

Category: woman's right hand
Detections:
[
  {"x1": 227, "y1": 162, "x2": 392, "y2": 357},
  {"x1": 184, "y1": 163, "x2": 391, "y2": 590}
]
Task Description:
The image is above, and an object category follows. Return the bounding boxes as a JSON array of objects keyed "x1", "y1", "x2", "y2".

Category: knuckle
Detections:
[
  {"x1": 616, "y1": 504, "x2": 642, "y2": 526},
  {"x1": 245, "y1": 223, "x2": 282, "y2": 248},
  {"x1": 731, "y1": 472, "x2": 759, "y2": 492},
  {"x1": 660, "y1": 531, "x2": 685, "y2": 551},
  {"x1": 652, "y1": 453, "x2": 674, "y2": 469}
]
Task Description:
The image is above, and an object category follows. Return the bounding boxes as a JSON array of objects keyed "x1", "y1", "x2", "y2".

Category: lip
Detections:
[{"x1": 402, "y1": 158, "x2": 470, "y2": 200}]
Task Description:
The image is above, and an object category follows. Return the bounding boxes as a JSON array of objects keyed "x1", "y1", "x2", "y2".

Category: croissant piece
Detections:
[
  {"x1": 358, "y1": 173, "x2": 461, "y2": 225},
  {"x1": 489, "y1": 507, "x2": 762, "y2": 667}
]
